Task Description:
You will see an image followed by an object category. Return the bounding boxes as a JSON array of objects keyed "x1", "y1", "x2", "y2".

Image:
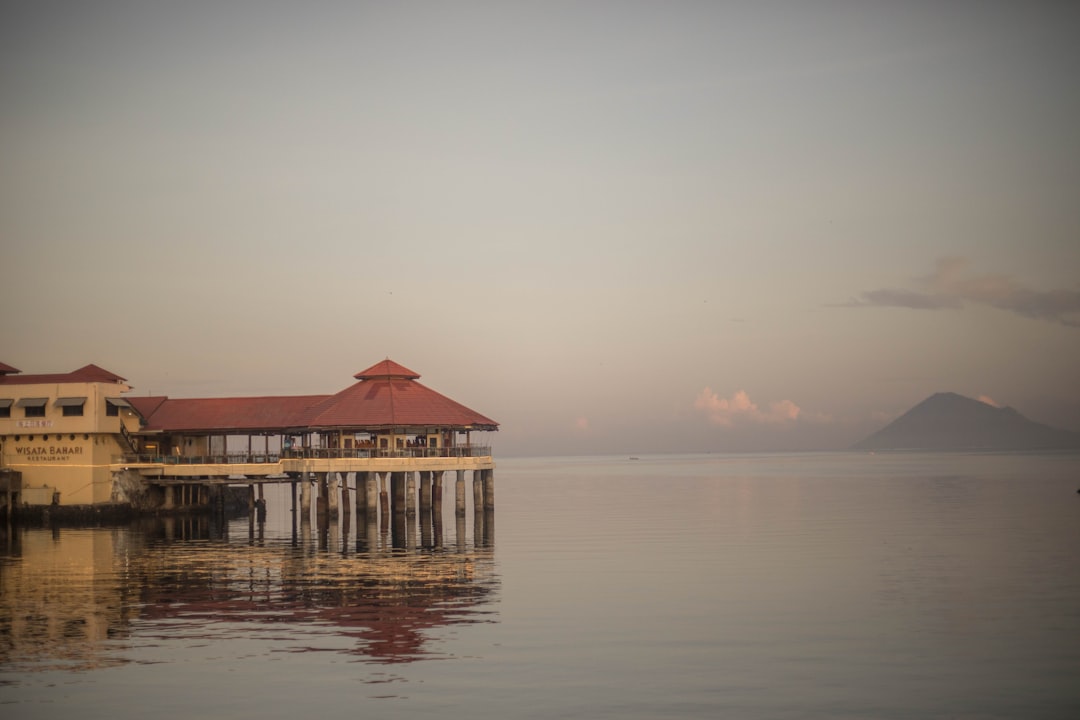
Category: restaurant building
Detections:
[
  {"x1": 0, "y1": 359, "x2": 497, "y2": 510},
  {"x1": 0, "y1": 363, "x2": 140, "y2": 506}
]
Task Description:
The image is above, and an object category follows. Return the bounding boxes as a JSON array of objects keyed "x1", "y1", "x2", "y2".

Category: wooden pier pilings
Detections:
[{"x1": 139, "y1": 458, "x2": 494, "y2": 552}]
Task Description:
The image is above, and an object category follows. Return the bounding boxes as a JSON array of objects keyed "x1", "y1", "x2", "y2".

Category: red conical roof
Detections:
[
  {"x1": 305, "y1": 374, "x2": 497, "y2": 430},
  {"x1": 127, "y1": 360, "x2": 498, "y2": 432}
]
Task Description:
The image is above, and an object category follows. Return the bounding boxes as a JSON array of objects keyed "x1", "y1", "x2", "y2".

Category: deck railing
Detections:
[{"x1": 117, "y1": 446, "x2": 492, "y2": 465}]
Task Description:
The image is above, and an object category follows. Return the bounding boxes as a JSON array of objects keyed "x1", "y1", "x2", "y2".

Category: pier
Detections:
[{"x1": 1, "y1": 359, "x2": 498, "y2": 520}]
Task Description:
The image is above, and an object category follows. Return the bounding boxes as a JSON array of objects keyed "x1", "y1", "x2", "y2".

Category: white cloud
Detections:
[{"x1": 694, "y1": 388, "x2": 801, "y2": 426}]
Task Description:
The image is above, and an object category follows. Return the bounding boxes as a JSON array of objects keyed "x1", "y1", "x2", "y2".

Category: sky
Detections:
[{"x1": 2, "y1": 1, "x2": 1079, "y2": 457}]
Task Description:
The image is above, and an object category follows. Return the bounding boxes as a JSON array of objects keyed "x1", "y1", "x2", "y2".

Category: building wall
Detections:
[{"x1": 0, "y1": 380, "x2": 137, "y2": 505}]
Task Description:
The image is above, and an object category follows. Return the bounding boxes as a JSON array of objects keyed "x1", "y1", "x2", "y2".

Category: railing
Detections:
[
  {"x1": 118, "y1": 422, "x2": 138, "y2": 454},
  {"x1": 117, "y1": 446, "x2": 492, "y2": 465}
]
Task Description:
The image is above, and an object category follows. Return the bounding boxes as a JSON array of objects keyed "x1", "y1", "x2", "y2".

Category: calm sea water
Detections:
[{"x1": 2, "y1": 452, "x2": 1079, "y2": 719}]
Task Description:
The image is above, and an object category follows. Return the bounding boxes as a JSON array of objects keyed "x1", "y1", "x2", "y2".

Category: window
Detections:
[
  {"x1": 17, "y1": 397, "x2": 47, "y2": 417},
  {"x1": 106, "y1": 398, "x2": 130, "y2": 417},
  {"x1": 56, "y1": 397, "x2": 86, "y2": 417},
  {"x1": 0, "y1": 399, "x2": 11, "y2": 418}
]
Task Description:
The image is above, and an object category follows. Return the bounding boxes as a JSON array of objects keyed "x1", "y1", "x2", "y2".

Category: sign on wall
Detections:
[{"x1": 11, "y1": 444, "x2": 84, "y2": 463}]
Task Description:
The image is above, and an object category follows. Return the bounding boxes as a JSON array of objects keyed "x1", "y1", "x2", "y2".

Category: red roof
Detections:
[
  {"x1": 305, "y1": 377, "x2": 498, "y2": 429},
  {"x1": 0, "y1": 363, "x2": 127, "y2": 385},
  {"x1": 354, "y1": 359, "x2": 420, "y2": 380},
  {"x1": 0, "y1": 362, "x2": 20, "y2": 375},
  {"x1": 129, "y1": 359, "x2": 498, "y2": 433},
  {"x1": 127, "y1": 396, "x2": 169, "y2": 420},
  {"x1": 134, "y1": 395, "x2": 329, "y2": 432}
]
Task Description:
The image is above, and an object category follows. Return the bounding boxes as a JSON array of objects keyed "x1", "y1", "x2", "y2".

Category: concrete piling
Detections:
[
  {"x1": 483, "y1": 469, "x2": 495, "y2": 511},
  {"x1": 327, "y1": 472, "x2": 339, "y2": 521},
  {"x1": 420, "y1": 472, "x2": 432, "y2": 514},
  {"x1": 433, "y1": 471, "x2": 444, "y2": 508},
  {"x1": 378, "y1": 472, "x2": 389, "y2": 521},
  {"x1": 339, "y1": 472, "x2": 349, "y2": 520},
  {"x1": 355, "y1": 472, "x2": 367, "y2": 517},
  {"x1": 300, "y1": 471, "x2": 312, "y2": 519},
  {"x1": 455, "y1": 469, "x2": 466, "y2": 517},
  {"x1": 405, "y1": 472, "x2": 416, "y2": 518},
  {"x1": 391, "y1": 472, "x2": 406, "y2": 514},
  {"x1": 364, "y1": 473, "x2": 378, "y2": 521}
]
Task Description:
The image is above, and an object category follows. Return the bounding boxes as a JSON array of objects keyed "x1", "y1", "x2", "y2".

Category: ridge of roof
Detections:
[
  {"x1": 71, "y1": 364, "x2": 127, "y2": 383},
  {"x1": 354, "y1": 358, "x2": 421, "y2": 380},
  {"x1": 0, "y1": 363, "x2": 127, "y2": 385}
]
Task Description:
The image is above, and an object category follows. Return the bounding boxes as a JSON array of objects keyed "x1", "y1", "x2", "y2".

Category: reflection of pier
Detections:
[
  {"x1": 134, "y1": 545, "x2": 497, "y2": 663},
  {"x1": 133, "y1": 523, "x2": 498, "y2": 663},
  {"x1": 1, "y1": 509, "x2": 498, "y2": 670}
]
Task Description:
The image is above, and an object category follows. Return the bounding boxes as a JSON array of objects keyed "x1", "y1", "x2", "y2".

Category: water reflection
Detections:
[{"x1": 0, "y1": 511, "x2": 498, "y2": 673}]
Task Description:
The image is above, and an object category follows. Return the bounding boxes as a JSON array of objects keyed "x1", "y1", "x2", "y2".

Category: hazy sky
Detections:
[{"x1": 3, "y1": 1, "x2": 1078, "y2": 456}]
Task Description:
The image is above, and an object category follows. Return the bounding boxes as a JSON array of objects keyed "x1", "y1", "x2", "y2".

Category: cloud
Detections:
[
  {"x1": 694, "y1": 388, "x2": 801, "y2": 426},
  {"x1": 977, "y1": 395, "x2": 999, "y2": 407},
  {"x1": 851, "y1": 288, "x2": 962, "y2": 310},
  {"x1": 836, "y1": 256, "x2": 1080, "y2": 327}
]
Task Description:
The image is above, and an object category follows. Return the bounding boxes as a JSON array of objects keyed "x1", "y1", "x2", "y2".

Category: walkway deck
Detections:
[{"x1": 120, "y1": 450, "x2": 495, "y2": 482}]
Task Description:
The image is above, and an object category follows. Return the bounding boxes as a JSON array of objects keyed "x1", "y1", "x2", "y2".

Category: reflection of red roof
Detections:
[
  {"x1": 0, "y1": 363, "x2": 127, "y2": 385},
  {"x1": 130, "y1": 359, "x2": 498, "y2": 432}
]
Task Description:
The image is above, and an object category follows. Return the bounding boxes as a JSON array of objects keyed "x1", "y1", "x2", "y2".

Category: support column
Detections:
[
  {"x1": 364, "y1": 473, "x2": 378, "y2": 521},
  {"x1": 391, "y1": 472, "x2": 406, "y2": 514},
  {"x1": 472, "y1": 472, "x2": 483, "y2": 514},
  {"x1": 432, "y1": 471, "x2": 444, "y2": 548},
  {"x1": 289, "y1": 476, "x2": 298, "y2": 543},
  {"x1": 419, "y1": 472, "x2": 432, "y2": 514},
  {"x1": 455, "y1": 469, "x2": 466, "y2": 516},
  {"x1": 405, "y1": 472, "x2": 416, "y2": 518},
  {"x1": 163, "y1": 485, "x2": 175, "y2": 510},
  {"x1": 483, "y1": 469, "x2": 495, "y2": 511},
  {"x1": 433, "y1": 471, "x2": 444, "y2": 507},
  {"x1": 328, "y1": 471, "x2": 340, "y2": 521},
  {"x1": 378, "y1": 472, "x2": 389, "y2": 519},
  {"x1": 255, "y1": 483, "x2": 267, "y2": 522},
  {"x1": 355, "y1": 472, "x2": 368, "y2": 517},
  {"x1": 340, "y1": 473, "x2": 350, "y2": 520},
  {"x1": 300, "y1": 471, "x2": 312, "y2": 518},
  {"x1": 316, "y1": 472, "x2": 329, "y2": 521}
]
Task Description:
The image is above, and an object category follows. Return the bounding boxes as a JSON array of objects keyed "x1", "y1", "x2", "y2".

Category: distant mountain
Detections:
[{"x1": 852, "y1": 392, "x2": 1080, "y2": 451}]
